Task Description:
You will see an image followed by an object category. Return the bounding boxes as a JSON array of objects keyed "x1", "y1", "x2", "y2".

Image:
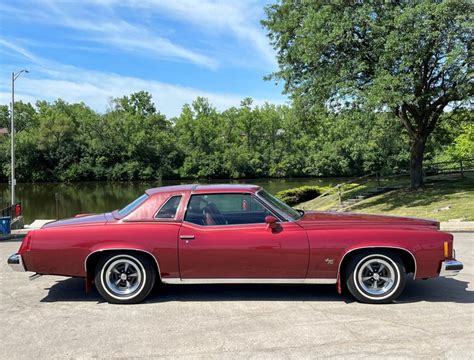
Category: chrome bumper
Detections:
[
  {"x1": 439, "y1": 259, "x2": 463, "y2": 277},
  {"x1": 7, "y1": 253, "x2": 26, "y2": 272}
]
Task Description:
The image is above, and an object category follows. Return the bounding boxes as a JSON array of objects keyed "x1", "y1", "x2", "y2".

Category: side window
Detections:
[
  {"x1": 155, "y1": 196, "x2": 182, "y2": 219},
  {"x1": 184, "y1": 193, "x2": 271, "y2": 226}
]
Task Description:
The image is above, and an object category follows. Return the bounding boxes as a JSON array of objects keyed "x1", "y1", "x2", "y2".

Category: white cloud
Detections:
[
  {"x1": 122, "y1": 0, "x2": 277, "y2": 67},
  {"x1": 1, "y1": 0, "x2": 275, "y2": 69},
  {"x1": 1, "y1": 0, "x2": 217, "y2": 69},
  {"x1": 0, "y1": 39, "x2": 45, "y2": 65},
  {"x1": 0, "y1": 40, "x2": 284, "y2": 117}
]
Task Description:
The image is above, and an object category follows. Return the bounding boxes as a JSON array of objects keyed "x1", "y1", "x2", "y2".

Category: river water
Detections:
[{"x1": 0, "y1": 178, "x2": 350, "y2": 224}]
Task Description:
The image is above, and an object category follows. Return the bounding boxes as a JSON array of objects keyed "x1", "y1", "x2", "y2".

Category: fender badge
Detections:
[{"x1": 325, "y1": 258, "x2": 334, "y2": 265}]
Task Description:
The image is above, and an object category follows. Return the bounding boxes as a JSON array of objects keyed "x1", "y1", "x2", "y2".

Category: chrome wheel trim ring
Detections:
[
  {"x1": 353, "y1": 254, "x2": 401, "y2": 301},
  {"x1": 101, "y1": 255, "x2": 147, "y2": 300}
]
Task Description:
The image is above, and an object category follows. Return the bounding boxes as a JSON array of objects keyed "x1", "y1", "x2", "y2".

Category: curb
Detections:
[{"x1": 440, "y1": 222, "x2": 474, "y2": 232}]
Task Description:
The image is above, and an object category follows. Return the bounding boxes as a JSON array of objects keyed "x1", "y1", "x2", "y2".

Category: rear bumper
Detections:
[
  {"x1": 7, "y1": 253, "x2": 25, "y2": 272},
  {"x1": 439, "y1": 259, "x2": 463, "y2": 277}
]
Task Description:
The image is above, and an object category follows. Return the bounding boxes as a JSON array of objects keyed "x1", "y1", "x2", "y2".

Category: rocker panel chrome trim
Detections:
[{"x1": 161, "y1": 278, "x2": 336, "y2": 284}]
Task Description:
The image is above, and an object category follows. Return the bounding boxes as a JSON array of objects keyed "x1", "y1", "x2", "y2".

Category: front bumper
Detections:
[
  {"x1": 7, "y1": 253, "x2": 26, "y2": 272},
  {"x1": 439, "y1": 259, "x2": 463, "y2": 277}
]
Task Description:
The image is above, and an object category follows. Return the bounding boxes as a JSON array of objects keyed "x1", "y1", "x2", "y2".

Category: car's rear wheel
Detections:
[
  {"x1": 94, "y1": 253, "x2": 156, "y2": 304},
  {"x1": 346, "y1": 251, "x2": 406, "y2": 304}
]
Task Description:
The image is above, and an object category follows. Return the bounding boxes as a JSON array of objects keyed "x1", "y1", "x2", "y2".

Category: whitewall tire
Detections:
[
  {"x1": 346, "y1": 251, "x2": 406, "y2": 304},
  {"x1": 94, "y1": 253, "x2": 156, "y2": 304}
]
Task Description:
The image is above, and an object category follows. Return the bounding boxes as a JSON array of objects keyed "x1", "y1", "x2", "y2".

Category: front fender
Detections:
[{"x1": 306, "y1": 228, "x2": 450, "y2": 282}]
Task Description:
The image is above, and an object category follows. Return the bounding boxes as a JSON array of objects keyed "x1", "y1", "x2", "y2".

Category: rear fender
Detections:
[{"x1": 84, "y1": 245, "x2": 162, "y2": 286}]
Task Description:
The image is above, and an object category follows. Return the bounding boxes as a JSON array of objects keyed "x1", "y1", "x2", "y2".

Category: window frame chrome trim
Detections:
[
  {"x1": 182, "y1": 192, "x2": 284, "y2": 228},
  {"x1": 153, "y1": 194, "x2": 183, "y2": 221},
  {"x1": 255, "y1": 189, "x2": 296, "y2": 222}
]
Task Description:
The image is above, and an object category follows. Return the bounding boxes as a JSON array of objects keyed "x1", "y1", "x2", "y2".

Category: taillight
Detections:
[{"x1": 18, "y1": 232, "x2": 33, "y2": 253}]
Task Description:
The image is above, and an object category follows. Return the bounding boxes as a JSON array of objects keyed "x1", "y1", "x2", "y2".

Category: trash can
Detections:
[{"x1": 0, "y1": 217, "x2": 11, "y2": 235}]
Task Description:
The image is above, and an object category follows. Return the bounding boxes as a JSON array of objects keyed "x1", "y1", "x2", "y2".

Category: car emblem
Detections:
[{"x1": 325, "y1": 258, "x2": 334, "y2": 265}]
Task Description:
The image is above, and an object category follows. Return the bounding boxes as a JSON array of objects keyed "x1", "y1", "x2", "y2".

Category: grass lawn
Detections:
[{"x1": 299, "y1": 173, "x2": 474, "y2": 221}]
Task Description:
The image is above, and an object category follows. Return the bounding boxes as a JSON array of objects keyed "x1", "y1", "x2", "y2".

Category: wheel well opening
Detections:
[
  {"x1": 339, "y1": 248, "x2": 416, "y2": 286},
  {"x1": 85, "y1": 250, "x2": 161, "y2": 281}
]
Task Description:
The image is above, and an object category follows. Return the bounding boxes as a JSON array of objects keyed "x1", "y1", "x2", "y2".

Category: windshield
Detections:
[
  {"x1": 257, "y1": 189, "x2": 302, "y2": 221},
  {"x1": 117, "y1": 194, "x2": 149, "y2": 216}
]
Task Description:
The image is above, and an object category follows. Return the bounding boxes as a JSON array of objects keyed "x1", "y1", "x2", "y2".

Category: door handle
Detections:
[{"x1": 180, "y1": 235, "x2": 195, "y2": 240}]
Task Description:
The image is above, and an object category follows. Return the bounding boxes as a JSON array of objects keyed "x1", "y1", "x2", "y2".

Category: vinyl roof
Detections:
[{"x1": 145, "y1": 184, "x2": 261, "y2": 195}]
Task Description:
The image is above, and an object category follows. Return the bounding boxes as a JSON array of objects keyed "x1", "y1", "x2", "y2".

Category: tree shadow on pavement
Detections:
[{"x1": 41, "y1": 276, "x2": 473, "y2": 304}]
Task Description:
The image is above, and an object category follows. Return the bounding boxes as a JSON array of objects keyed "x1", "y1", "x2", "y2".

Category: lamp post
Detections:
[{"x1": 11, "y1": 69, "x2": 29, "y2": 206}]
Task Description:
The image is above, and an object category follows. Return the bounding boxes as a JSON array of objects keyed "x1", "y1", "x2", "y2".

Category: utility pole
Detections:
[{"x1": 11, "y1": 69, "x2": 29, "y2": 206}]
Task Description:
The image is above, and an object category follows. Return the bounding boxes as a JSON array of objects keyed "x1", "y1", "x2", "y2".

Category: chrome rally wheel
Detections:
[
  {"x1": 346, "y1": 251, "x2": 406, "y2": 304},
  {"x1": 357, "y1": 257, "x2": 396, "y2": 296},
  {"x1": 95, "y1": 253, "x2": 156, "y2": 304},
  {"x1": 104, "y1": 257, "x2": 144, "y2": 297}
]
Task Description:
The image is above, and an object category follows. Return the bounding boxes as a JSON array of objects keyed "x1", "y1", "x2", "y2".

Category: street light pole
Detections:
[{"x1": 10, "y1": 69, "x2": 29, "y2": 206}]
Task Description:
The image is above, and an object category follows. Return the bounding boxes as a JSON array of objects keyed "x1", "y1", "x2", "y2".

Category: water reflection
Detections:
[{"x1": 0, "y1": 178, "x2": 349, "y2": 223}]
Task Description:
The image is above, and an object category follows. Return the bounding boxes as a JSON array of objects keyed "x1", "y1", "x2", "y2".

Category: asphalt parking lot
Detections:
[{"x1": 1, "y1": 233, "x2": 473, "y2": 359}]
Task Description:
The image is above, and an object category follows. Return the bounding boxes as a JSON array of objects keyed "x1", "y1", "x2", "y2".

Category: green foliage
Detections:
[
  {"x1": 431, "y1": 109, "x2": 474, "y2": 162},
  {"x1": 1, "y1": 4, "x2": 472, "y2": 186},
  {"x1": 276, "y1": 185, "x2": 327, "y2": 206},
  {"x1": 0, "y1": 92, "x2": 471, "y2": 184},
  {"x1": 263, "y1": 0, "x2": 473, "y2": 188},
  {"x1": 443, "y1": 123, "x2": 474, "y2": 160}
]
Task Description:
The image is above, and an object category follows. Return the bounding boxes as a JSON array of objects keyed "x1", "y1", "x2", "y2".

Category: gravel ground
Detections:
[{"x1": 0, "y1": 233, "x2": 473, "y2": 359}]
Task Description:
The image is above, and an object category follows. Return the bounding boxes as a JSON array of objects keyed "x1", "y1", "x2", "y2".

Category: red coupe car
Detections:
[{"x1": 8, "y1": 184, "x2": 463, "y2": 304}]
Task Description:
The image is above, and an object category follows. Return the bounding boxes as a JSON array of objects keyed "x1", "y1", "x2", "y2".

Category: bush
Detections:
[{"x1": 276, "y1": 185, "x2": 327, "y2": 206}]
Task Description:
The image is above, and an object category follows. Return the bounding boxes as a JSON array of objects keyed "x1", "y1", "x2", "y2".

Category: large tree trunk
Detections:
[
  {"x1": 409, "y1": 135, "x2": 427, "y2": 189},
  {"x1": 396, "y1": 105, "x2": 436, "y2": 190}
]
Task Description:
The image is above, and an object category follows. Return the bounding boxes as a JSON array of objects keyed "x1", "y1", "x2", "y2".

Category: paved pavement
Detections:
[{"x1": 0, "y1": 233, "x2": 473, "y2": 359}]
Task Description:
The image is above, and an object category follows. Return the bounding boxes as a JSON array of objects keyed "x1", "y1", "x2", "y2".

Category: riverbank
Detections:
[{"x1": 299, "y1": 173, "x2": 474, "y2": 222}]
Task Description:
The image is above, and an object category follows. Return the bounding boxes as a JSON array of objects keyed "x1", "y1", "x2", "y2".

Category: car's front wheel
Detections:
[
  {"x1": 95, "y1": 253, "x2": 156, "y2": 304},
  {"x1": 346, "y1": 251, "x2": 406, "y2": 304}
]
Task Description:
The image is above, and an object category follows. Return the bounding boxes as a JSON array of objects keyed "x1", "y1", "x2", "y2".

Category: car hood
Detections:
[
  {"x1": 296, "y1": 211, "x2": 439, "y2": 230},
  {"x1": 42, "y1": 213, "x2": 108, "y2": 229}
]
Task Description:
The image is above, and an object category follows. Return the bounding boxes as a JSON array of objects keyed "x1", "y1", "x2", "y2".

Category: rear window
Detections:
[
  {"x1": 118, "y1": 194, "x2": 149, "y2": 216},
  {"x1": 155, "y1": 196, "x2": 182, "y2": 219}
]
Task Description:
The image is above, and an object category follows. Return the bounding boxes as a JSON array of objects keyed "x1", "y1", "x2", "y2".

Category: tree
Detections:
[
  {"x1": 263, "y1": 0, "x2": 473, "y2": 188},
  {"x1": 113, "y1": 91, "x2": 157, "y2": 117}
]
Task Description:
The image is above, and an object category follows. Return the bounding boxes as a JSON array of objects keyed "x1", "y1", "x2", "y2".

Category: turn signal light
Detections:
[{"x1": 444, "y1": 241, "x2": 449, "y2": 258}]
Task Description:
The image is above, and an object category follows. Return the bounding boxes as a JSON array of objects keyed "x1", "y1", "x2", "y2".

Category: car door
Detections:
[{"x1": 178, "y1": 192, "x2": 310, "y2": 279}]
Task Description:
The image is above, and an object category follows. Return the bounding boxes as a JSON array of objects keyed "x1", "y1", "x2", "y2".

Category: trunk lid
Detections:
[{"x1": 42, "y1": 213, "x2": 108, "y2": 229}]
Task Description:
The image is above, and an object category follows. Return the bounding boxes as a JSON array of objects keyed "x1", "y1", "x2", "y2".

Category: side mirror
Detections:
[{"x1": 265, "y1": 215, "x2": 280, "y2": 229}]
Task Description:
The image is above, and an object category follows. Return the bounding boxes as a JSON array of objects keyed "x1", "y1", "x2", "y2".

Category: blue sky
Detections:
[{"x1": 0, "y1": 0, "x2": 286, "y2": 117}]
